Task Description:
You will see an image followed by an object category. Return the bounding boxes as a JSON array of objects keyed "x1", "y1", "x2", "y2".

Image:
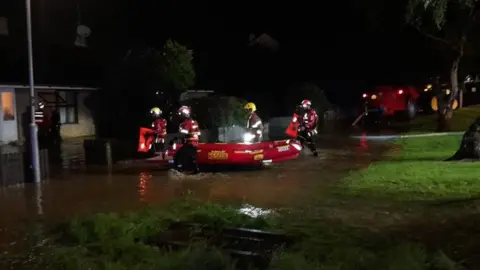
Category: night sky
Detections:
[{"x1": 0, "y1": 0, "x2": 445, "y2": 104}]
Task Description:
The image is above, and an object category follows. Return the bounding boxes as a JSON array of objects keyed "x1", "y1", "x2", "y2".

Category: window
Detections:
[
  {"x1": 57, "y1": 91, "x2": 78, "y2": 124},
  {"x1": 59, "y1": 107, "x2": 77, "y2": 123},
  {"x1": 0, "y1": 17, "x2": 8, "y2": 36},
  {"x1": 1, "y1": 91, "x2": 15, "y2": 121}
]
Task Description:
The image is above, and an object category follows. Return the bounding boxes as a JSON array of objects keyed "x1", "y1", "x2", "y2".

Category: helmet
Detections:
[
  {"x1": 244, "y1": 102, "x2": 257, "y2": 112},
  {"x1": 177, "y1": 105, "x2": 191, "y2": 117},
  {"x1": 300, "y1": 99, "x2": 311, "y2": 109},
  {"x1": 150, "y1": 107, "x2": 162, "y2": 116}
]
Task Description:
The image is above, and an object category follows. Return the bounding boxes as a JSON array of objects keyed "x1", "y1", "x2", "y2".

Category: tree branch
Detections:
[{"x1": 415, "y1": 26, "x2": 457, "y2": 49}]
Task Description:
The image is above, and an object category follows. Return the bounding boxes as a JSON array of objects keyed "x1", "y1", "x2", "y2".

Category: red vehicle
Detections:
[
  {"x1": 138, "y1": 128, "x2": 303, "y2": 169},
  {"x1": 361, "y1": 86, "x2": 419, "y2": 120}
]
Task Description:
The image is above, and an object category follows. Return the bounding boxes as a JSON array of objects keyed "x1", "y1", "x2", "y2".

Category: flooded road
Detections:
[{"x1": 0, "y1": 135, "x2": 390, "y2": 254}]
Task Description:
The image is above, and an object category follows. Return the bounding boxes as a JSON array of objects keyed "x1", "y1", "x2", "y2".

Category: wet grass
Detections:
[
  {"x1": 343, "y1": 135, "x2": 480, "y2": 200},
  {"x1": 3, "y1": 197, "x2": 466, "y2": 270},
  {"x1": 4, "y1": 135, "x2": 480, "y2": 269},
  {"x1": 338, "y1": 134, "x2": 480, "y2": 268},
  {"x1": 407, "y1": 105, "x2": 480, "y2": 132}
]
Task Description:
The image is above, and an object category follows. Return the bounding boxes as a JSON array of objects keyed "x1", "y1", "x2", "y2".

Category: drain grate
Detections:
[{"x1": 145, "y1": 222, "x2": 293, "y2": 269}]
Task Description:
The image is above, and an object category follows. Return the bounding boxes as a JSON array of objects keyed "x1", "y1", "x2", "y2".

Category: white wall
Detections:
[{"x1": 60, "y1": 92, "x2": 96, "y2": 138}]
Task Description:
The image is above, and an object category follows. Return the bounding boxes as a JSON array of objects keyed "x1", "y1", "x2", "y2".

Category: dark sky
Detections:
[{"x1": 0, "y1": 0, "x2": 443, "y2": 96}]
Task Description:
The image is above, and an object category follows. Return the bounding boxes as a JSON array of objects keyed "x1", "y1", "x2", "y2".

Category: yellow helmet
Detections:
[
  {"x1": 244, "y1": 102, "x2": 257, "y2": 112},
  {"x1": 150, "y1": 107, "x2": 162, "y2": 116}
]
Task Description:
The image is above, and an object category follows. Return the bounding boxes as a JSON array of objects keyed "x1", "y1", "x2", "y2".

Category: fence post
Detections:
[
  {"x1": 106, "y1": 141, "x2": 112, "y2": 171},
  {"x1": 40, "y1": 149, "x2": 49, "y2": 180},
  {"x1": 0, "y1": 153, "x2": 5, "y2": 187}
]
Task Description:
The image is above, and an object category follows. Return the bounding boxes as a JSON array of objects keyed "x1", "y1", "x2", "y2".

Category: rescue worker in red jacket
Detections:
[
  {"x1": 150, "y1": 107, "x2": 167, "y2": 151},
  {"x1": 298, "y1": 99, "x2": 319, "y2": 156},
  {"x1": 36, "y1": 102, "x2": 49, "y2": 147},
  {"x1": 244, "y1": 102, "x2": 263, "y2": 143},
  {"x1": 177, "y1": 105, "x2": 201, "y2": 145}
]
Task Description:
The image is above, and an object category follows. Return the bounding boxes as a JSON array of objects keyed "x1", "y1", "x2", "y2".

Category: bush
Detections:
[
  {"x1": 10, "y1": 198, "x2": 465, "y2": 270},
  {"x1": 22, "y1": 199, "x2": 275, "y2": 270},
  {"x1": 185, "y1": 96, "x2": 249, "y2": 129}
]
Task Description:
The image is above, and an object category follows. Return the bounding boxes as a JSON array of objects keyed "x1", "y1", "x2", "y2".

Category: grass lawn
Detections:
[
  {"x1": 5, "y1": 136, "x2": 480, "y2": 270},
  {"x1": 343, "y1": 135, "x2": 480, "y2": 200},
  {"x1": 407, "y1": 105, "x2": 480, "y2": 132}
]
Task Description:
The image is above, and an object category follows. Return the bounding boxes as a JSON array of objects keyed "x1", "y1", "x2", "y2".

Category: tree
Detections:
[
  {"x1": 184, "y1": 96, "x2": 248, "y2": 128},
  {"x1": 98, "y1": 39, "x2": 196, "y2": 138},
  {"x1": 406, "y1": 0, "x2": 478, "y2": 130},
  {"x1": 446, "y1": 116, "x2": 480, "y2": 161},
  {"x1": 156, "y1": 39, "x2": 196, "y2": 94},
  {"x1": 135, "y1": 39, "x2": 195, "y2": 108},
  {"x1": 184, "y1": 96, "x2": 248, "y2": 142},
  {"x1": 287, "y1": 82, "x2": 333, "y2": 116}
]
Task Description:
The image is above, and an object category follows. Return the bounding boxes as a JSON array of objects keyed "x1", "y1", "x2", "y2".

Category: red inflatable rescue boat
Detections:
[{"x1": 137, "y1": 128, "x2": 302, "y2": 166}]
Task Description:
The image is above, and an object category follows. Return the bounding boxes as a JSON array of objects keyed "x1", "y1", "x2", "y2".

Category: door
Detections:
[{"x1": 0, "y1": 89, "x2": 18, "y2": 142}]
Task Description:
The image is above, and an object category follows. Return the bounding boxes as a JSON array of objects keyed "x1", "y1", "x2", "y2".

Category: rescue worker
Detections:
[
  {"x1": 150, "y1": 107, "x2": 167, "y2": 151},
  {"x1": 35, "y1": 102, "x2": 48, "y2": 147},
  {"x1": 177, "y1": 105, "x2": 201, "y2": 145},
  {"x1": 50, "y1": 107, "x2": 61, "y2": 145},
  {"x1": 35, "y1": 102, "x2": 45, "y2": 125},
  {"x1": 174, "y1": 105, "x2": 201, "y2": 174},
  {"x1": 244, "y1": 102, "x2": 263, "y2": 143},
  {"x1": 297, "y1": 99, "x2": 319, "y2": 156}
]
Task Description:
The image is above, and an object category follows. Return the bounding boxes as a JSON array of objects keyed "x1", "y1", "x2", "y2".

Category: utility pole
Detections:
[{"x1": 25, "y1": 0, "x2": 42, "y2": 183}]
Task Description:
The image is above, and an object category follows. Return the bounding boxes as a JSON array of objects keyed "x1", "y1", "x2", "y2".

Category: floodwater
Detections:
[{"x1": 0, "y1": 134, "x2": 390, "y2": 254}]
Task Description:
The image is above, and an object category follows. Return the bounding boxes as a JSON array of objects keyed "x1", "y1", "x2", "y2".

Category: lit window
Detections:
[
  {"x1": 1, "y1": 91, "x2": 15, "y2": 121},
  {"x1": 57, "y1": 91, "x2": 78, "y2": 124},
  {"x1": 59, "y1": 107, "x2": 77, "y2": 124}
]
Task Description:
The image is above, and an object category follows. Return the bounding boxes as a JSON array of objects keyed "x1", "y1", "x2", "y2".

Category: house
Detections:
[{"x1": 0, "y1": 84, "x2": 98, "y2": 143}]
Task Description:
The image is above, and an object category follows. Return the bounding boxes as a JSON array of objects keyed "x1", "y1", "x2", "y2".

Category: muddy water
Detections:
[{"x1": 0, "y1": 136, "x2": 389, "y2": 254}]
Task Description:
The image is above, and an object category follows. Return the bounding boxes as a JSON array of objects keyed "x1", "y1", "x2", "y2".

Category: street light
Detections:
[{"x1": 25, "y1": 0, "x2": 41, "y2": 183}]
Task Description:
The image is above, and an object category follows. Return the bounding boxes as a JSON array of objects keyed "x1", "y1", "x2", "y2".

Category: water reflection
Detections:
[
  {"x1": 359, "y1": 132, "x2": 369, "y2": 151},
  {"x1": 34, "y1": 183, "x2": 43, "y2": 216},
  {"x1": 138, "y1": 172, "x2": 151, "y2": 202},
  {"x1": 1, "y1": 138, "x2": 388, "y2": 216},
  {"x1": 238, "y1": 204, "x2": 273, "y2": 218}
]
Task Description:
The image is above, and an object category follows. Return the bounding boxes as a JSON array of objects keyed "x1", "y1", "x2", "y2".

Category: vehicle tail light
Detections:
[
  {"x1": 398, "y1": 89, "x2": 403, "y2": 94},
  {"x1": 362, "y1": 93, "x2": 368, "y2": 98}
]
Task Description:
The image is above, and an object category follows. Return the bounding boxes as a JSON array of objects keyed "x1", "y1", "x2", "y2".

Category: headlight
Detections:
[
  {"x1": 243, "y1": 132, "x2": 255, "y2": 142},
  {"x1": 292, "y1": 143, "x2": 302, "y2": 151}
]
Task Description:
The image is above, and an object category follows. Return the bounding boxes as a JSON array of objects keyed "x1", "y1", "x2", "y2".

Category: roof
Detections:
[
  {"x1": 248, "y1": 33, "x2": 280, "y2": 52},
  {"x1": 179, "y1": 90, "x2": 214, "y2": 102},
  {"x1": 0, "y1": 84, "x2": 99, "y2": 91}
]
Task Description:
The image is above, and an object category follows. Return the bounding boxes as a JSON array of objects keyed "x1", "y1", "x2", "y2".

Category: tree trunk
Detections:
[
  {"x1": 446, "y1": 117, "x2": 480, "y2": 161},
  {"x1": 437, "y1": 36, "x2": 466, "y2": 132}
]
